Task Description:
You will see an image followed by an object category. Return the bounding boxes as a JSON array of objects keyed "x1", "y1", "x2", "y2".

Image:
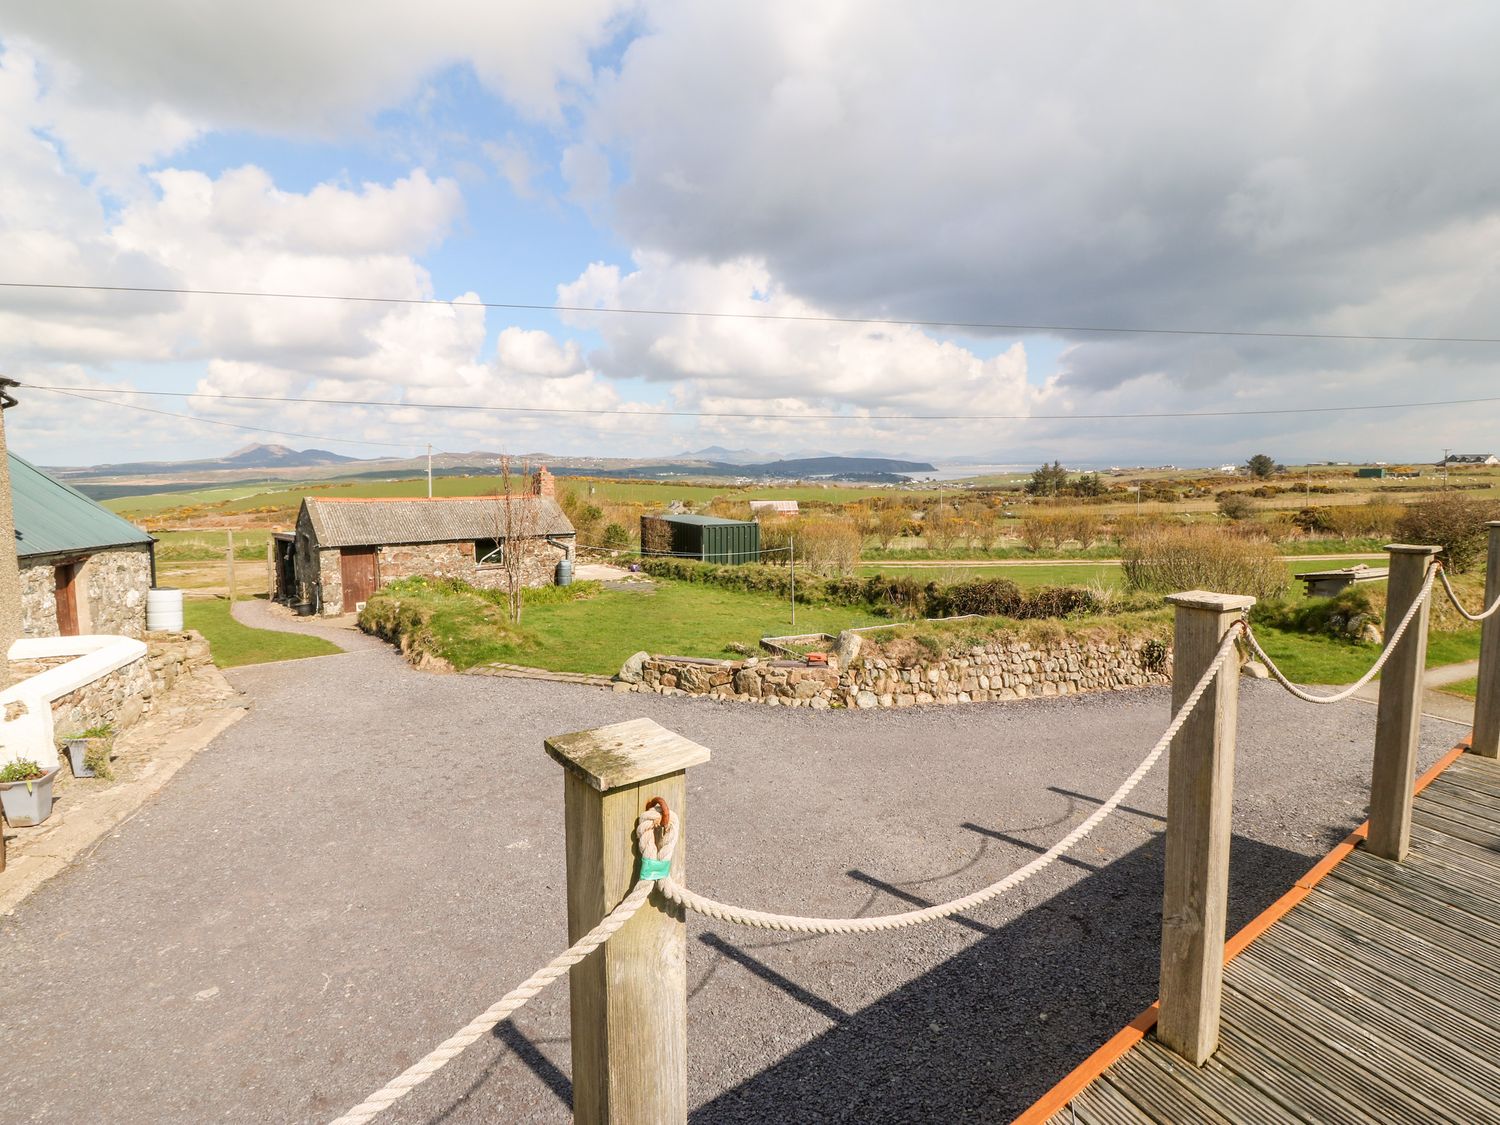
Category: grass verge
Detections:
[
  {"x1": 184, "y1": 599, "x2": 342, "y2": 668},
  {"x1": 360, "y1": 576, "x2": 888, "y2": 675}
]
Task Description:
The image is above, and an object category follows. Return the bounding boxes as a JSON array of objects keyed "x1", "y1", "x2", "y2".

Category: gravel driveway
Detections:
[{"x1": 0, "y1": 637, "x2": 1462, "y2": 1123}]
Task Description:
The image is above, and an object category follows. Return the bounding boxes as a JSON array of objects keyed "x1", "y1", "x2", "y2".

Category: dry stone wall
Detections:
[{"x1": 619, "y1": 634, "x2": 1170, "y2": 709}]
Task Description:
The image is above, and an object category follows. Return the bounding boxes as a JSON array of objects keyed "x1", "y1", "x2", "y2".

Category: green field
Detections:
[
  {"x1": 153, "y1": 528, "x2": 271, "y2": 560},
  {"x1": 183, "y1": 599, "x2": 341, "y2": 668},
  {"x1": 856, "y1": 556, "x2": 1376, "y2": 594}
]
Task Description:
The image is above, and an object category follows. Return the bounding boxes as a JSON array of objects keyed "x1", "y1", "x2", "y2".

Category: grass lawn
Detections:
[
  {"x1": 1440, "y1": 676, "x2": 1478, "y2": 700},
  {"x1": 1249, "y1": 623, "x2": 1481, "y2": 685},
  {"x1": 184, "y1": 599, "x2": 341, "y2": 668},
  {"x1": 366, "y1": 578, "x2": 884, "y2": 675}
]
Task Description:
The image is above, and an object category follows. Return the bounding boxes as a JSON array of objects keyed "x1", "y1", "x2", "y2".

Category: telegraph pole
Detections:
[{"x1": 427, "y1": 444, "x2": 433, "y2": 498}]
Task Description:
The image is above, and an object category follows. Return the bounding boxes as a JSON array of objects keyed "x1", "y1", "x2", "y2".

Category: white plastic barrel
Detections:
[{"x1": 146, "y1": 587, "x2": 184, "y2": 631}]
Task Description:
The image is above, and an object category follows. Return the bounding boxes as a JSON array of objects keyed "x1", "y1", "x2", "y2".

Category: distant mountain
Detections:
[
  {"x1": 673, "y1": 445, "x2": 766, "y2": 464},
  {"x1": 550, "y1": 454, "x2": 936, "y2": 483},
  {"x1": 51, "y1": 442, "x2": 362, "y2": 478}
]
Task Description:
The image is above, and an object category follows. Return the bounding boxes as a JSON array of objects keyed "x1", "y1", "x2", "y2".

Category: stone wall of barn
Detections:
[
  {"x1": 18, "y1": 545, "x2": 151, "y2": 639},
  {"x1": 311, "y1": 536, "x2": 574, "y2": 614}
]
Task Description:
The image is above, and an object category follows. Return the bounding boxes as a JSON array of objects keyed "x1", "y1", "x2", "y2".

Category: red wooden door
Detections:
[
  {"x1": 54, "y1": 564, "x2": 80, "y2": 635},
  {"x1": 339, "y1": 547, "x2": 378, "y2": 609}
]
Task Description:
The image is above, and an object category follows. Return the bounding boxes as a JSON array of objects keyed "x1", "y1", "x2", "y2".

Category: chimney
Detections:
[{"x1": 531, "y1": 464, "x2": 555, "y2": 498}]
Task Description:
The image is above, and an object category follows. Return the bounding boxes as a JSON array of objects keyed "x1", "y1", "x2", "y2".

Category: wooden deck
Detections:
[{"x1": 1032, "y1": 748, "x2": 1500, "y2": 1124}]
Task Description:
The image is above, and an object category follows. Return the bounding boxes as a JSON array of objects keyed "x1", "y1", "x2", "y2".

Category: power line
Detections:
[
  {"x1": 30, "y1": 385, "x2": 420, "y2": 450},
  {"x1": 3, "y1": 280, "x2": 1497, "y2": 345},
  {"x1": 20, "y1": 381, "x2": 1500, "y2": 423}
]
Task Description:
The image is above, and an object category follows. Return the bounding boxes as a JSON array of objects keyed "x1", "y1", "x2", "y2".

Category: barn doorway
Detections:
[
  {"x1": 272, "y1": 534, "x2": 297, "y2": 603},
  {"x1": 339, "y1": 547, "x2": 378, "y2": 610},
  {"x1": 54, "y1": 563, "x2": 81, "y2": 635}
]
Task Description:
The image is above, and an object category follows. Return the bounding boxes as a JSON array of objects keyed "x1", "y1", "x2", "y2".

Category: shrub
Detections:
[
  {"x1": 1394, "y1": 494, "x2": 1498, "y2": 572},
  {"x1": 1217, "y1": 493, "x2": 1256, "y2": 520},
  {"x1": 794, "y1": 516, "x2": 863, "y2": 577},
  {"x1": 1120, "y1": 524, "x2": 1288, "y2": 599},
  {"x1": 601, "y1": 523, "x2": 631, "y2": 551},
  {"x1": 640, "y1": 515, "x2": 673, "y2": 556},
  {"x1": 1252, "y1": 588, "x2": 1380, "y2": 643}
]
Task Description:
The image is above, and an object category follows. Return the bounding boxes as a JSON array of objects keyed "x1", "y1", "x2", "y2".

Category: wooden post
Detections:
[
  {"x1": 1471, "y1": 523, "x2": 1500, "y2": 759},
  {"x1": 545, "y1": 718, "x2": 711, "y2": 1125},
  {"x1": 1158, "y1": 590, "x2": 1254, "y2": 1065},
  {"x1": 1368, "y1": 544, "x2": 1440, "y2": 860},
  {"x1": 226, "y1": 529, "x2": 236, "y2": 602}
]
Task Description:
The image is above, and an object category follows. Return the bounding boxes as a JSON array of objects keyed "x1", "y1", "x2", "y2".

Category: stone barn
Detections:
[
  {"x1": 12, "y1": 452, "x2": 154, "y2": 638},
  {"x1": 287, "y1": 473, "x2": 576, "y2": 615}
]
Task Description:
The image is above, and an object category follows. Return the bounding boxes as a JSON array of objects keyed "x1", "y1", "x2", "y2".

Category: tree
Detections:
[
  {"x1": 1245, "y1": 454, "x2": 1278, "y2": 479},
  {"x1": 1026, "y1": 460, "x2": 1070, "y2": 497},
  {"x1": 1073, "y1": 472, "x2": 1106, "y2": 497},
  {"x1": 490, "y1": 456, "x2": 542, "y2": 624},
  {"x1": 874, "y1": 506, "x2": 906, "y2": 549}
]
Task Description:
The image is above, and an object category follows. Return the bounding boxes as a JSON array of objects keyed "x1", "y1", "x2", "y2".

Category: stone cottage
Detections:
[
  {"x1": 12, "y1": 452, "x2": 155, "y2": 638},
  {"x1": 286, "y1": 469, "x2": 576, "y2": 614}
]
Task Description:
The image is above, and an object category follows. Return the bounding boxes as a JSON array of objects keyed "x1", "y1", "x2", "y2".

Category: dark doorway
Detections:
[
  {"x1": 339, "y1": 547, "x2": 378, "y2": 609},
  {"x1": 273, "y1": 537, "x2": 297, "y2": 603},
  {"x1": 54, "y1": 563, "x2": 80, "y2": 635}
]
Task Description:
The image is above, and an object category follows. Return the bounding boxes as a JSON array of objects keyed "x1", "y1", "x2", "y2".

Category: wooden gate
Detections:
[
  {"x1": 54, "y1": 563, "x2": 80, "y2": 635},
  {"x1": 339, "y1": 547, "x2": 378, "y2": 609}
]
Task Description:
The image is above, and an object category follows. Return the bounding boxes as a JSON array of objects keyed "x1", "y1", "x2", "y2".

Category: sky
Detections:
[{"x1": 2, "y1": 2, "x2": 1499, "y2": 469}]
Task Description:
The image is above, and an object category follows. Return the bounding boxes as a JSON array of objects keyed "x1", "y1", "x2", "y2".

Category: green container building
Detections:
[{"x1": 641, "y1": 513, "x2": 761, "y2": 564}]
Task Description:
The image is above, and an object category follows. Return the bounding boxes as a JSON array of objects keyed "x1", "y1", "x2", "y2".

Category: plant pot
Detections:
[
  {"x1": 0, "y1": 766, "x2": 60, "y2": 827},
  {"x1": 295, "y1": 601, "x2": 316, "y2": 616},
  {"x1": 62, "y1": 738, "x2": 96, "y2": 778}
]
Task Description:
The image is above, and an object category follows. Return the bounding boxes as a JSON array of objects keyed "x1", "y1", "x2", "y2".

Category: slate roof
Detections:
[
  {"x1": 300, "y1": 496, "x2": 574, "y2": 548},
  {"x1": 10, "y1": 452, "x2": 153, "y2": 560}
]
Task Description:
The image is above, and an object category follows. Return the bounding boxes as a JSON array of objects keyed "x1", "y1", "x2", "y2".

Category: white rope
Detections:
[
  {"x1": 329, "y1": 813, "x2": 677, "y2": 1125},
  {"x1": 655, "y1": 629, "x2": 1240, "y2": 934},
  {"x1": 1241, "y1": 564, "x2": 1436, "y2": 704},
  {"x1": 331, "y1": 626, "x2": 1244, "y2": 1114},
  {"x1": 1437, "y1": 566, "x2": 1500, "y2": 622}
]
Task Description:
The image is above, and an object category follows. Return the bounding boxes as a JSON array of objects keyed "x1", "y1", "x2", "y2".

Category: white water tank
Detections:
[{"x1": 146, "y1": 587, "x2": 184, "y2": 632}]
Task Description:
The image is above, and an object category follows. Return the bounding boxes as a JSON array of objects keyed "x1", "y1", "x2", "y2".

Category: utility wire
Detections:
[
  {"x1": 20, "y1": 381, "x2": 1500, "y2": 424},
  {"x1": 3, "y1": 280, "x2": 1497, "y2": 345}
]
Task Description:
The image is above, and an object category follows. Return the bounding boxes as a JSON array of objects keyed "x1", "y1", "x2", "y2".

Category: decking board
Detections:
[{"x1": 1039, "y1": 752, "x2": 1500, "y2": 1124}]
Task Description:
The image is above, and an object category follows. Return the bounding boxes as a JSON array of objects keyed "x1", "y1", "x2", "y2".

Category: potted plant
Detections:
[
  {"x1": 59, "y1": 724, "x2": 114, "y2": 780},
  {"x1": 0, "y1": 759, "x2": 60, "y2": 827}
]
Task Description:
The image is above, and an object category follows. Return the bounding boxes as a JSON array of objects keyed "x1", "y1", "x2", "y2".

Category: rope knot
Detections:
[{"x1": 636, "y1": 798, "x2": 680, "y2": 880}]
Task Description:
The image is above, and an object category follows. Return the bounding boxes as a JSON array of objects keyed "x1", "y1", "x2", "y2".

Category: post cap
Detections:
[
  {"x1": 1164, "y1": 590, "x2": 1257, "y2": 612},
  {"x1": 1383, "y1": 544, "x2": 1443, "y2": 555},
  {"x1": 1487, "y1": 521, "x2": 1500, "y2": 529},
  {"x1": 546, "y1": 717, "x2": 711, "y2": 792}
]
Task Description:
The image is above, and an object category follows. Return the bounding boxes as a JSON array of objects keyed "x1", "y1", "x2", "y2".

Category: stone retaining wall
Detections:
[
  {"x1": 619, "y1": 634, "x2": 1170, "y2": 709},
  {"x1": 11, "y1": 631, "x2": 217, "y2": 737}
]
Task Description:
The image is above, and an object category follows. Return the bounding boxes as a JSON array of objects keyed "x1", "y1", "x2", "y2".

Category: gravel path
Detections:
[
  {"x1": 0, "y1": 637, "x2": 1462, "y2": 1123},
  {"x1": 232, "y1": 597, "x2": 388, "y2": 652}
]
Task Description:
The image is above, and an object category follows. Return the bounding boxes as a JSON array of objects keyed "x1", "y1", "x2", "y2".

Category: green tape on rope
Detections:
[{"x1": 639, "y1": 857, "x2": 672, "y2": 880}]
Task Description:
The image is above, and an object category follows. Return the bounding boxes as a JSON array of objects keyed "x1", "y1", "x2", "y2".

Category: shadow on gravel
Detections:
[{"x1": 692, "y1": 831, "x2": 1314, "y2": 1124}]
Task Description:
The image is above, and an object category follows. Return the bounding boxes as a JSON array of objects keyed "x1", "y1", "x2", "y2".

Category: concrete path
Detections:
[
  {"x1": 0, "y1": 638, "x2": 1462, "y2": 1123},
  {"x1": 1345, "y1": 659, "x2": 1481, "y2": 726}
]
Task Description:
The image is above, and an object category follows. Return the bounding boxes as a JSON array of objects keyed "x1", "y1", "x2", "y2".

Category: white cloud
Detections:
[{"x1": 4, "y1": 1, "x2": 633, "y2": 135}]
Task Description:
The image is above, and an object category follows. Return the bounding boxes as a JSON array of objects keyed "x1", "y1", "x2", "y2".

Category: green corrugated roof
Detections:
[
  {"x1": 10, "y1": 453, "x2": 152, "y2": 560},
  {"x1": 651, "y1": 513, "x2": 754, "y2": 526}
]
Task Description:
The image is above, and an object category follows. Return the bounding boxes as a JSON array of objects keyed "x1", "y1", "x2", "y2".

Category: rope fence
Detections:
[
  {"x1": 1242, "y1": 563, "x2": 1436, "y2": 704},
  {"x1": 334, "y1": 549, "x2": 1479, "y2": 1123},
  {"x1": 1437, "y1": 566, "x2": 1500, "y2": 622},
  {"x1": 331, "y1": 629, "x2": 1239, "y2": 1121}
]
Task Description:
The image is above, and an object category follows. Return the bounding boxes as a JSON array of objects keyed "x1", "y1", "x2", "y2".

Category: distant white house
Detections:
[
  {"x1": 1443, "y1": 453, "x2": 1499, "y2": 466},
  {"x1": 1215, "y1": 464, "x2": 1239, "y2": 473},
  {"x1": 749, "y1": 499, "x2": 800, "y2": 515}
]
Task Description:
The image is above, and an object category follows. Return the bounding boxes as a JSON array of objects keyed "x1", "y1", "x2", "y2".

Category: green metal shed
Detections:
[{"x1": 641, "y1": 513, "x2": 761, "y2": 564}]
